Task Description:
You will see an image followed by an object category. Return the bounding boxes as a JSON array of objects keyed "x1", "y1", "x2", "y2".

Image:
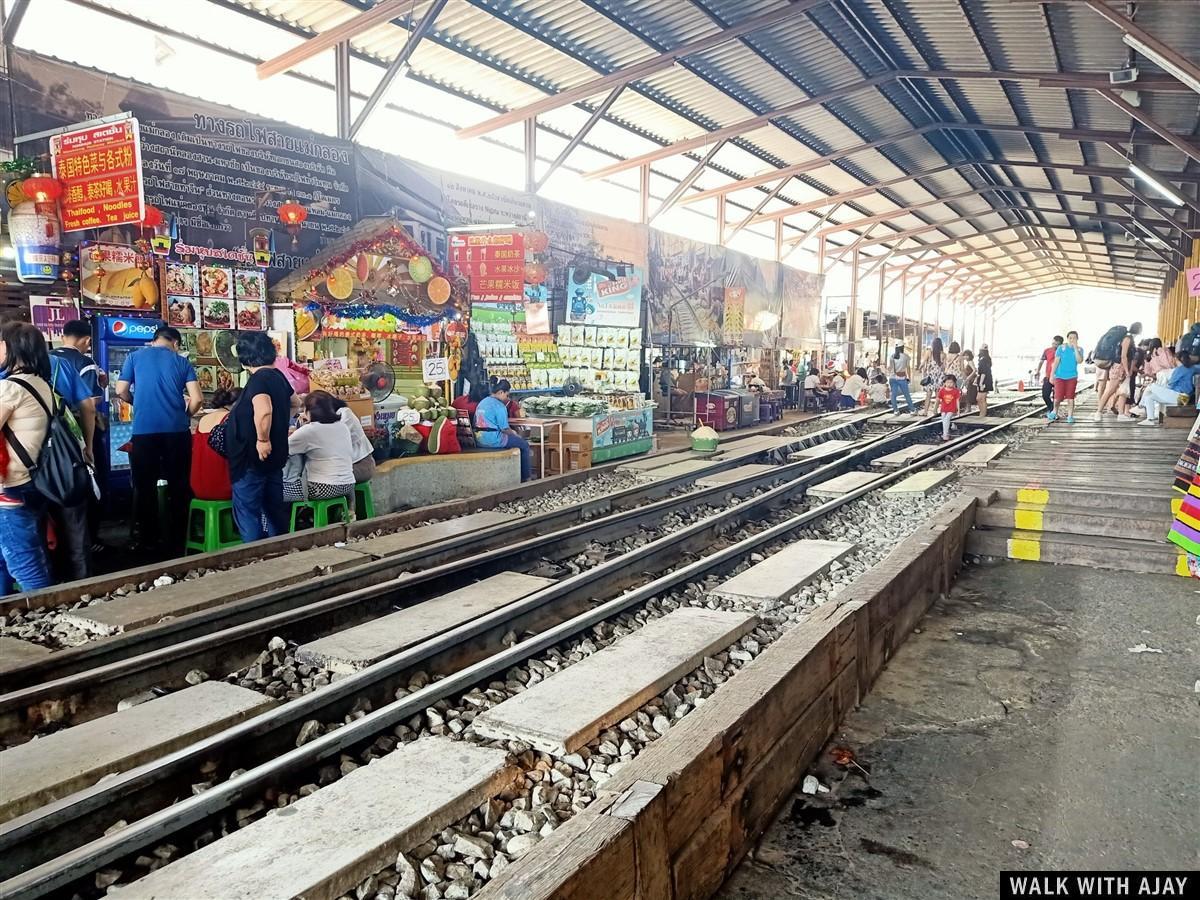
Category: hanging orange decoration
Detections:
[
  {"x1": 278, "y1": 198, "x2": 308, "y2": 247},
  {"x1": 356, "y1": 252, "x2": 370, "y2": 284},
  {"x1": 526, "y1": 230, "x2": 549, "y2": 254},
  {"x1": 426, "y1": 275, "x2": 451, "y2": 305},
  {"x1": 326, "y1": 266, "x2": 354, "y2": 300},
  {"x1": 524, "y1": 261, "x2": 547, "y2": 285}
]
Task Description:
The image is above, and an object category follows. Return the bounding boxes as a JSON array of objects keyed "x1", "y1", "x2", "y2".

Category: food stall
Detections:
[
  {"x1": 520, "y1": 393, "x2": 654, "y2": 467},
  {"x1": 270, "y1": 216, "x2": 470, "y2": 452}
]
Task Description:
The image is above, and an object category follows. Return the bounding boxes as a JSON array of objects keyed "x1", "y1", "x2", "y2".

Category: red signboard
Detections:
[
  {"x1": 51, "y1": 118, "x2": 145, "y2": 233},
  {"x1": 450, "y1": 232, "x2": 525, "y2": 304}
]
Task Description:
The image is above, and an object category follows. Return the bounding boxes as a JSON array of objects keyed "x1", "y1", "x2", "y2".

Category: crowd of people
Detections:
[
  {"x1": 0, "y1": 322, "x2": 378, "y2": 596},
  {"x1": 786, "y1": 338, "x2": 993, "y2": 429},
  {"x1": 1034, "y1": 321, "x2": 1200, "y2": 425}
]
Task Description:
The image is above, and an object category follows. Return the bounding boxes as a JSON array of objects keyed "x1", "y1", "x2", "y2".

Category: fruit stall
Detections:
[{"x1": 271, "y1": 216, "x2": 474, "y2": 460}]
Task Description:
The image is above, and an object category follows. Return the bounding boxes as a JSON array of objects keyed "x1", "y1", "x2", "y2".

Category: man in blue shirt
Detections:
[
  {"x1": 473, "y1": 379, "x2": 532, "y2": 482},
  {"x1": 1139, "y1": 352, "x2": 1200, "y2": 426},
  {"x1": 115, "y1": 325, "x2": 203, "y2": 555}
]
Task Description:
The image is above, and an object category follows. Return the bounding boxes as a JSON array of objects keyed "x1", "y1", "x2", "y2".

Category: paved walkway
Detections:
[{"x1": 719, "y1": 561, "x2": 1199, "y2": 900}]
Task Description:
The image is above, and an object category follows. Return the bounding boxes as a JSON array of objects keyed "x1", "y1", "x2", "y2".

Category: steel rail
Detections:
[
  {"x1": 0, "y1": 414, "x2": 878, "y2": 694},
  {"x1": 0, "y1": 400, "x2": 1038, "y2": 894}
]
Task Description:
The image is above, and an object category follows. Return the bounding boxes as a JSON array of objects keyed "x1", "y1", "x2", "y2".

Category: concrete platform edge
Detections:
[{"x1": 477, "y1": 492, "x2": 981, "y2": 900}]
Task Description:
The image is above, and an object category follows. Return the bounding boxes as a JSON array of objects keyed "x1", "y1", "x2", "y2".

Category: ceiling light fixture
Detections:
[
  {"x1": 1121, "y1": 33, "x2": 1200, "y2": 96},
  {"x1": 1127, "y1": 162, "x2": 1186, "y2": 206}
]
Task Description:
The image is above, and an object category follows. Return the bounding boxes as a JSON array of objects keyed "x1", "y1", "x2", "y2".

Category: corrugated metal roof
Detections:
[{"x1": 180, "y1": 0, "x2": 1200, "y2": 292}]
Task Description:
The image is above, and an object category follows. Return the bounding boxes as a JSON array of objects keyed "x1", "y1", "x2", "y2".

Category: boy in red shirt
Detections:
[{"x1": 937, "y1": 374, "x2": 961, "y2": 442}]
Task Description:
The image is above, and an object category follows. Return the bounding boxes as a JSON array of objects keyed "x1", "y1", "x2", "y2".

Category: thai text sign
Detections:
[{"x1": 51, "y1": 118, "x2": 145, "y2": 232}]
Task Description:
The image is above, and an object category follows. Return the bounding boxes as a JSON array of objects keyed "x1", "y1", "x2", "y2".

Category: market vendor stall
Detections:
[
  {"x1": 519, "y1": 393, "x2": 654, "y2": 468},
  {"x1": 267, "y1": 217, "x2": 527, "y2": 511}
]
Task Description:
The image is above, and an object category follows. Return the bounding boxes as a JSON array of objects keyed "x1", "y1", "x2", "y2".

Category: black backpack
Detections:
[
  {"x1": 1092, "y1": 326, "x2": 1128, "y2": 365},
  {"x1": 2, "y1": 377, "x2": 92, "y2": 507}
]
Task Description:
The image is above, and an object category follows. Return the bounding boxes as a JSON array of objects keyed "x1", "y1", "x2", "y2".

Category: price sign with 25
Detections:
[{"x1": 423, "y1": 356, "x2": 450, "y2": 383}]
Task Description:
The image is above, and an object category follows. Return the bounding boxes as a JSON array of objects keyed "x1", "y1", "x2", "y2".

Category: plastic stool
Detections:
[
  {"x1": 289, "y1": 496, "x2": 350, "y2": 531},
  {"x1": 353, "y1": 482, "x2": 375, "y2": 520},
  {"x1": 185, "y1": 499, "x2": 242, "y2": 554}
]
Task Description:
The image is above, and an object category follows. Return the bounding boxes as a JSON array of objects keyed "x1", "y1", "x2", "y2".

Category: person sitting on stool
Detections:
[{"x1": 475, "y1": 379, "x2": 532, "y2": 482}]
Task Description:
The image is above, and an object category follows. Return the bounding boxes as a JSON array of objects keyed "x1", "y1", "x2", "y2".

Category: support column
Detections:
[
  {"x1": 899, "y1": 272, "x2": 907, "y2": 355},
  {"x1": 917, "y1": 283, "x2": 927, "y2": 355},
  {"x1": 717, "y1": 196, "x2": 726, "y2": 246},
  {"x1": 638, "y1": 163, "x2": 650, "y2": 225},
  {"x1": 876, "y1": 266, "x2": 885, "y2": 365},
  {"x1": 524, "y1": 118, "x2": 537, "y2": 194},
  {"x1": 334, "y1": 41, "x2": 352, "y2": 140},
  {"x1": 847, "y1": 249, "x2": 860, "y2": 368}
]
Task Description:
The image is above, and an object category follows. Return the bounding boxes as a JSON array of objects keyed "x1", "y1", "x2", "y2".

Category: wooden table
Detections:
[{"x1": 510, "y1": 417, "x2": 565, "y2": 478}]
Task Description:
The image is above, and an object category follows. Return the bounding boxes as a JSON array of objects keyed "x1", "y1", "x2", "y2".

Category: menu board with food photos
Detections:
[{"x1": 234, "y1": 269, "x2": 266, "y2": 330}]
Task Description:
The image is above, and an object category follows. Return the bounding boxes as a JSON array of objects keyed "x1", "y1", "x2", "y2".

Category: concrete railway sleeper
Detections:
[
  {"x1": 0, "y1": 407, "x2": 999, "y2": 734},
  {"x1": 0, "y1": 403, "x2": 1040, "y2": 898},
  {"x1": 0, "y1": 421, "x2": 876, "y2": 700},
  {"x1": 0, "y1": 409, "x2": 875, "y2": 624}
]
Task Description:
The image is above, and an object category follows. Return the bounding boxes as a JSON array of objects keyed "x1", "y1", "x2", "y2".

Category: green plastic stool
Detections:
[
  {"x1": 289, "y1": 496, "x2": 350, "y2": 531},
  {"x1": 185, "y1": 499, "x2": 242, "y2": 554},
  {"x1": 353, "y1": 482, "x2": 375, "y2": 520}
]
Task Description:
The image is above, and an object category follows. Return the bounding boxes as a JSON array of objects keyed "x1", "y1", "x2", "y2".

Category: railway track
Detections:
[{"x1": 0, "y1": 396, "x2": 1038, "y2": 899}]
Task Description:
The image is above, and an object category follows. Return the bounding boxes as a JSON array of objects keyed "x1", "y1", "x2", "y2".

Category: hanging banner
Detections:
[
  {"x1": 51, "y1": 118, "x2": 145, "y2": 233},
  {"x1": 723, "y1": 287, "x2": 746, "y2": 345},
  {"x1": 29, "y1": 296, "x2": 80, "y2": 340},
  {"x1": 450, "y1": 232, "x2": 525, "y2": 304},
  {"x1": 565, "y1": 267, "x2": 644, "y2": 328},
  {"x1": 139, "y1": 115, "x2": 357, "y2": 280},
  {"x1": 523, "y1": 283, "x2": 551, "y2": 334}
]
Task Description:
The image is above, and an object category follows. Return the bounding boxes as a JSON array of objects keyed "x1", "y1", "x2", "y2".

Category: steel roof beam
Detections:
[
  {"x1": 747, "y1": 164, "x2": 962, "y2": 225},
  {"x1": 535, "y1": 85, "x2": 625, "y2": 192},
  {"x1": 1078, "y1": 0, "x2": 1200, "y2": 96},
  {"x1": 583, "y1": 68, "x2": 1192, "y2": 180},
  {"x1": 648, "y1": 140, "x2": 726, "y2": 223},
  {"x1": 257, "y1": 0, "x2": 415, "y2": 79},
  {"x1": 454, "y1": 0, "x2": 827, "y2": 140},
  {"x1": 349, "y1": 0, "x2": 449, "y2": 140},
  {"x1": 799, "y1": 188, "x2": 999, "y2": 242},
  {"x1": 677, "y1": 123, "x2": 1174, "y2": 206},
  {"x1": 724, "y1": 177, "x2": 791, "y2": 244},
  {"x1": 834, "y1": 205, "x2": 1180, "y2": 251},
  {"x1": 1097, "y1": 90, "x2": 1200, "y2": 167}
]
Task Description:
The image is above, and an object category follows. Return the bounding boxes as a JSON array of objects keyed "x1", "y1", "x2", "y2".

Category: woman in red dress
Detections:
[{"x1": 190, "y1": 388, "x2": 240, "y2": 501}]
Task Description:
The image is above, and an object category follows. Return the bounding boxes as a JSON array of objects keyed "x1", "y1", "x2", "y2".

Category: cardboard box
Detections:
[
  {"x1": 567, "y1": 448, "x2": 592, "y2": 470},
  {"x1": 563, "y1": 430, "x2": 594, "y2": 453},
  {"x1": 344, "y1": 397, "x2": 375, "y2": 424}
]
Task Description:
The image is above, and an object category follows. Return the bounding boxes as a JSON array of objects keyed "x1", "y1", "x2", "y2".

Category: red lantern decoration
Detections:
[
  {"x1": 21, "y1": 174, "x2": 62, "y2": 204},
  {"x1": 141, "y1": 204, "x2": 164, "y2": 229},
  {"x1": 525, "y1": 261, "x2": 547, "y2": 285},
  {"x1": 278, "y1": 198, "x2": 308, "y2": 247},
  {"x1": 526, "y1": 230, "x2": 549, "y2": 254}
]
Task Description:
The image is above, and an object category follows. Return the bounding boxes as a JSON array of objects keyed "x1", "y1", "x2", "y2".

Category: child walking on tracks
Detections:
[{"x1": 938, "y1": 374, "x2": 961, "y2": 442}]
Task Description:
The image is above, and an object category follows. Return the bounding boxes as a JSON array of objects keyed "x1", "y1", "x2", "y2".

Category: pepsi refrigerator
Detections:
[{"x1": 94, "y1": 314, "x2": 161, "y2": 494}]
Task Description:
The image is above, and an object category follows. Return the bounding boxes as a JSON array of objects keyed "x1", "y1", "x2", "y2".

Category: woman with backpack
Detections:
[
  {"x1": 0, "y1": 322, "x2": 54, "y2": 593},
  {"x1": 1093, "y1": 322, "x2": 1141, "y2": 420}
]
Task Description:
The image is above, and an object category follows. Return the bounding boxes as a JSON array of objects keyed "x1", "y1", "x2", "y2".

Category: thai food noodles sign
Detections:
[
  {"x1": 565, "y1": 267, "x2": 644, "y2": 329},
  {"x1": 50, "y1": 118, "x2": 145, "y2": 232}
]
